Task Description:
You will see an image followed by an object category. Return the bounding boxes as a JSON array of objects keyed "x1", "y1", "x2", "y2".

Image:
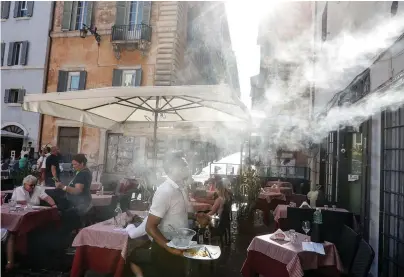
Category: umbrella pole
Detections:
[{"x1": 153, "y1": 97, "x2": 160, "y2": 172}]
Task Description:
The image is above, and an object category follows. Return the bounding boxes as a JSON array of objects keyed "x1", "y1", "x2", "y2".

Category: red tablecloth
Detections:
[
  {"x1": 71, "y1": 211, "x2": 149, "y2": 277},
  {"x1": 242, "y1": 233, "x2": 343, "y2": 277},
  {"x1": 258, "y1": 191, "x2": 286, "y2": 203},
  {"x1": 1, "y1": 205, "x2": 60, "y2": 254}
]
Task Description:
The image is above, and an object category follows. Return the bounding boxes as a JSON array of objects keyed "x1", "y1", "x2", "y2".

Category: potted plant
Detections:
[{"x1": 235, "y1": 165, "x2": 262, "y2": 234}]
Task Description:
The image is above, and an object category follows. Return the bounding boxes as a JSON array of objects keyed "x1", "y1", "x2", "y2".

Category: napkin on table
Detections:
[
  {"x1": 270, "y1": 229, "x2": 291, "y2": 241},
  {"x1": 299, "y1": 201, "x2": 311, "y2": 209}
]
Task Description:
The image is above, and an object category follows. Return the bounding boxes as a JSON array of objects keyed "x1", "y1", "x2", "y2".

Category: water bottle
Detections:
[
  {"x1": 197, "y1": 224, "x2": 204, "y2": 245},
  {"x1": 311, "y1": 208, "x2": 323, "y2": 243},
  {"x1": 204, "y1": 226, "x2": 211, "y2": 245},
  {"x1": 114, "y1": 202, "x2": 123, "y2": 227}
]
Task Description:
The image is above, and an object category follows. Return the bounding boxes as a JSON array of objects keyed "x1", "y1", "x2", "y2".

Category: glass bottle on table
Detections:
[
  {"x1": 197, "y1": 224, "x2": 204, "y2": 245},
  {"x1": 114, "y1": 202, "x2": 123, "y2": 227}
]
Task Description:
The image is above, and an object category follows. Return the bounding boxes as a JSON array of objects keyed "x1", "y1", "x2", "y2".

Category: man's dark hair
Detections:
[
  {"x1": 163, "y1": 150, "x2": 186, "y2": 175},
  {"x1": 72, "y1": 153, "x2": 88, "y2": 166}
]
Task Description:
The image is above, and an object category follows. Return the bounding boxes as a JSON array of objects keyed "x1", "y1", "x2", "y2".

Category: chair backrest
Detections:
[
  {"x1": 289, "y1": 194, "x2": 307, "y2": 207},
  {"x1": 286, "y1": 207, "x2": 315, "y2": 233},
  {"x1": 335, "y1": 225, "x2": 361, "y2": 272},
  {"x1": 349, "y1": 239, "x2": 375, "y2": 277},
  {"x1": 321, "y1": 209, "x2": 354, "y2": 242},
  {"x1": 268, "y1": 198, "x2": 288, "y2": 211}
]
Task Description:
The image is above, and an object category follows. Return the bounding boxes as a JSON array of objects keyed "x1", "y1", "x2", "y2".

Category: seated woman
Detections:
[
  {"x1": 11, "y1": 175, "x2": 57, "y2": 207},
  {"x1": 207, "y1": 180, "x2": 229, "y2": 217},
  {"x1": 55, "y1": 154, "x2": 92, "y2": 232}
]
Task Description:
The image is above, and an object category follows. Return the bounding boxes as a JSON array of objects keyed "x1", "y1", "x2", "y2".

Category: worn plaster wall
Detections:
[{"x1": 42, "y1": 1, "x2": 159, "y2": 163}]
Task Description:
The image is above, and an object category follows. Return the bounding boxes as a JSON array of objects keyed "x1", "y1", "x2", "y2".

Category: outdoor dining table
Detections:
[
  {"x1": 258, "y1": 191, "x2": 286, "y2": 203},
  {"x1": 91, "y1": 194, "x2": 116, "y2": 207},
  {"x1": 273, "y1": 204, "x2": 356, "y2": 229},
  {"x1": 70, "y1": 210, "x2": 150, "y2": 277},
  {"x1": 241, "y1": 232, "x2": 343, "y2": 277},
  {"x1": 1, "y1": 204, "x2": 60, "y2": 254}
]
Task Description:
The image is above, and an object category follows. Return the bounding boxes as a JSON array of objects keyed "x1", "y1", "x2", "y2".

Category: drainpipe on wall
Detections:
[
  {"x1": 38, "y1": 1, "x2": 56, "y2": 150},
  {"x1": 309, "y1": 1, "x2": 318, "y2": 190}
]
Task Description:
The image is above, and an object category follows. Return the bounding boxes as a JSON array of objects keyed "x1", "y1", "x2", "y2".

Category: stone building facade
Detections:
[
  {"x1": 40, "y1": 1, "x2": 239, "y2": 179},
  {"x1": 1, "y1": 1, "x2": 53, "y2": 159}
]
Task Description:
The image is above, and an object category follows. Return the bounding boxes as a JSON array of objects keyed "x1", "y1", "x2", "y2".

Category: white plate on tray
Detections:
[
  {"x1": 183, "y1": 245, "x2": 221, "y2": 260},
  {"x1": 166, "y1": 240, "x2": 198, "y2": 250}
]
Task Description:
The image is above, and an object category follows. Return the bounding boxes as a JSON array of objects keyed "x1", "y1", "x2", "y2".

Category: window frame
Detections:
[
  {"x1": 121, "y1": 70, "x2": 137, "y2": 87},
  {"x1": 11, "y1": 42, "x2": 22, "y2": 66},
  {"x1": 17, "y1": 1, "x2": 28, "y2": 18},
  {"x1": 73, "y1": 1, "x2": 88, "y2": 31},
  {"x1": 128, "y1": 1, "x2": 143, "y2": 26},
  {"x1": 67, "y1": 72, "x2": 81, "y2": 91}
]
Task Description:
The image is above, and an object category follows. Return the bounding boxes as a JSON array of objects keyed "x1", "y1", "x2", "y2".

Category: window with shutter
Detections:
[
  {"x1": 4, "y1": 89, "x2": 11, "y2": 103},
  {"x1": 1, "y1": 1, "x2": 10, "y2": 19},
  {"x1": 321, "y1": 3, "x2": 328, "y2": 42},
  {"x1": 61, "y1": 1, "x2": 73, "y2": 31},
  {"x1": 79, "y1": 71, "x2": 87, "y2": 90},
  {"x1": 115, "y1": 1, "x2": 128, "y2": 26},
  {"x1": 26, "y1": 1, "x2": 34, "y2": 17},
  {"x1": 7, "y1": 42, "x2": 24, "y2": 66},
  {"x1": 20, "y1": 41, "x2": 29, "y2": 65},
  {"x1": 73, "y1": 1, "x2": 89, "y2": 31},
  {"x1": 14, "y1": 1, "x2": 29, "y2": 18},
  {"x1": 142, "y1": 1, "x2": 151, "y2": 25},
  {"x1": 4, "y1": 89, "x2": 20, "y2": 104},
  {"x1": 67, "y1": 72, "x2": 81, "y2": 91},
  {"x1": 112, "y1": 69, "x2": 123, "y2": 86},
  {"x1": 57, "y1": 71, "x2": 69, "y2": 92},
  {"x1": 1, "y1": 43, "x2": 5, "y2": 66},
  {"x1": 17, "y1": 89, "x2": 26, "y2": 103}
]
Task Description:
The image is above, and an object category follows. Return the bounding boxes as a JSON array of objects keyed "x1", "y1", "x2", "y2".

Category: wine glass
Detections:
[{"x1": 302, "y1": 221, "x2": 311, "y2": 241}]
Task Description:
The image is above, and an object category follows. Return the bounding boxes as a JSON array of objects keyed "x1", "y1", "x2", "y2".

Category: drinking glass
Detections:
[
  {"x1": 324, "y1": 205, "x2": 329, "y2": 210},
  {"x1": 289, "y1": 229, "x2": 296, "y2": 243},
  {"x1": 9, "y1": 200, "x2": 16, "y2": 212},
  {"x1": 332, "y1": 205, "x2": 337, "y2": 210},
  {"x1": 302, "y1": 221, "x2": 311, "y2": 241}
]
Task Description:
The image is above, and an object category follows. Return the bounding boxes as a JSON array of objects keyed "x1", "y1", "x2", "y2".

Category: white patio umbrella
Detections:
[{"x1": 23, "y1": 84, "x2": 250, "y2": 168}]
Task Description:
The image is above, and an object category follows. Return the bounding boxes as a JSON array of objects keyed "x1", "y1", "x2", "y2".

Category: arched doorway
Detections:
[{"x1": 1, "y1": 125, "x2": 24, "y2": 160}]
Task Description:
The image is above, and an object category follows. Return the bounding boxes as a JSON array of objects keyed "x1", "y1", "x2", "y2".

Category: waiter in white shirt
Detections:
[{"x1": 146, "y1": 150, "x2": 206, "y2": 277}]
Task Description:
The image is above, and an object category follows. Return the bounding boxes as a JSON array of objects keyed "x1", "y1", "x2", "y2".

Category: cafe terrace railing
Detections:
[{"x1": 111, "y1": 23, "x2": 152, "y2": 42}]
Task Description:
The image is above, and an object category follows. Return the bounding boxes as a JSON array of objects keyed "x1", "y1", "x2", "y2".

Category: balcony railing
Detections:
[{"x1": 111, "y1": 24, "x2": 152, "y2": 42}]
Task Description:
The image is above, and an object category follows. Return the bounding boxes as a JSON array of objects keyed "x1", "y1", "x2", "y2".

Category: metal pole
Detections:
[{"x1": 153, "y1": 96, "x2": 160, "y2": 172}]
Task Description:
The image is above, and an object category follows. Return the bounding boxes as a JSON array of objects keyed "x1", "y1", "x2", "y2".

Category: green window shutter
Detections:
[
  {"x1": 115, "y1": 1, "x2": 127, "y2": 26},
  {"x1": 57, "y1": 71, "x2": 68, "y2": 92},
  {"x1": 135, "y1": 69, "x2": 142, "y2": 86},
  {"x1": 1, "y1": 43, "x2": 5, "y2": 66},
  {"x1": 13, "y1": 1, "x2": 19, "y2": 18},
  {"x1": 7, "y1": 42, "x2": 14, "y2": 66},
  {"x1": 79, "y1": 71, "x2": 87, "y2": 90},
  {"x1": 4, "y1": 89, "x2": 11, "y2": 103},
  {"x1": 20, "y1": 41, "x2": 29, "y2": 65},
  {"x1": 17, "y1": 89, "x2": 26, "y2": 103},
  {"x1": 27, "y1": 1, "x2": 34, "y2": 17},
  {"x1": 112, "y1": 69, "x2": 123, "y2": 86},
  {"x1": 85, "y1": 1, "x2": 93, "y2": 27},
  {"x1": 1, "y1": 1, "x2": 10, "y2": 19},
  {"x1": 61, "y1": 1, "x2": 73, "y2": 31},
  {"x1": 142, "y1": 1, "x2": 151, "y2": 25}
]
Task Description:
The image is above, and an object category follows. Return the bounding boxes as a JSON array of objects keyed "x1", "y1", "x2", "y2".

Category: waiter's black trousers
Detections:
[{"x1": 150, "y1": 240, "x2": 186, "y2": 277}]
